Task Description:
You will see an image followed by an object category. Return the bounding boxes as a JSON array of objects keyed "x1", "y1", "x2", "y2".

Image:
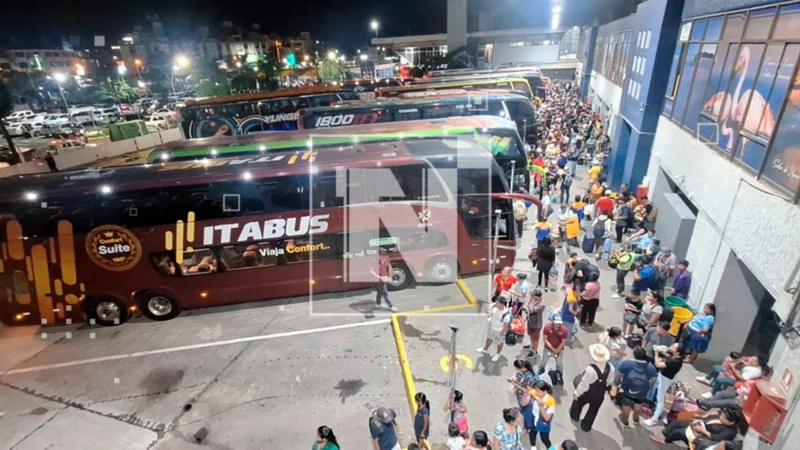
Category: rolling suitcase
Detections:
[{"x1": 581, "y1": 235, "x2": 595, "y2": 254}]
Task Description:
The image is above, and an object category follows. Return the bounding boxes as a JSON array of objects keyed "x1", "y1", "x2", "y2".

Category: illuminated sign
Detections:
[{"x1": 201, "y1": 215, "x2": 331, "y2": 245}]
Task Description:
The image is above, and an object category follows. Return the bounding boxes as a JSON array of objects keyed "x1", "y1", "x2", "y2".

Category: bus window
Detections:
[
  {"x1": 338, "y1": 91, "x2": 361, "y2": 101},
  {"x1": 422, "y1": 105, "x2": 451, "y2": 119},
  {"x1": 311, "y1": 172, "x2": 343, "y2": 209},
  {"x1": 312, "y1": 94, "x2": 341, "y2": 107},
  {"x1": 488, "y1": 100, "x2": 506, "y2": 118},
  {"x1": 220, "y1": 243, "x2": 280, "y2": 270},
  {"x1": 512, "y1": 81, "x2": 529, "y2": 92},
  {"x1": 394, "y1": 107, "x2": 422, "y2": 121},
  {"x1": 179, "y1": 249, "x2": 218, "y2": 275},
  {"x1": 152, "y1": 254, "x2": 177, "y2": 276},
  {"x1": 389, "y1": 165, "x2": 448, "y2": 202},
  {"x1": 504, "y1": 100, "x2": 536, "y2": 124}
]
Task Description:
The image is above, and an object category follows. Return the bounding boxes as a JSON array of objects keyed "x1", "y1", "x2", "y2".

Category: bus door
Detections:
[{"x1": 502, "y1": 99, "x2": 538, "y2": 144}]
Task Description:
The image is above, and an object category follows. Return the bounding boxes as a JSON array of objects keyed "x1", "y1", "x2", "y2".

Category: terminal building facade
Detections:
[{"x1": 583, "y1": 1, "x2": 800, "y2": 446}]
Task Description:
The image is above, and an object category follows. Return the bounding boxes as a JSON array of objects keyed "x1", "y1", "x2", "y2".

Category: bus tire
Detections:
[
  {"x1": 424, "y1": 256, "x2": 458, "y2": 285},
  {"x1": 387, "y1": 262, "x2": 413, "y2": 292},
  {"x1": 139, "y1": 291, "x2": 181, "y2": 321},
  {"x1": 86, "y1": 296, "x2": 129, "y2": 326}
]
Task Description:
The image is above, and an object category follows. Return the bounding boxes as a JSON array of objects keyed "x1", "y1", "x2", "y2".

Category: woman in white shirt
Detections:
[{"x1": 598, "y1": 327, "x2": 627, "y2": 368}]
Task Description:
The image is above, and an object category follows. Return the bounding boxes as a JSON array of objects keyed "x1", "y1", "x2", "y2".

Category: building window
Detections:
[{"x1": 664, "y1": 5, "x2": 800, "y2": 199}]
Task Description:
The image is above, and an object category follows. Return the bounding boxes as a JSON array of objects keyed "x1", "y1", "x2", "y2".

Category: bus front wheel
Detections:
[
  {"x1": 139, "y1": 291, "x2": 181, "y2": 321},
  {"x1": 87, "y1": 297, "x2": 129, "y2": 326},
  {"x1": 424, "y1": 256, "x2": 458, "y2": 284},
  {"x1": 387, "y1": 263, "x2": 412, "y2": 292}
]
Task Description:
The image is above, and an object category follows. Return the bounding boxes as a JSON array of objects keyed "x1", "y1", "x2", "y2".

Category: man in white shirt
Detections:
[{"x1": 477, "y1": 297, "x2": 512, "y2": 362}]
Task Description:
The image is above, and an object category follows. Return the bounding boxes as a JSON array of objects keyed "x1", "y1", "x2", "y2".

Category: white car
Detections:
[
  {"x1": 6, "y1": 122, "x2": 27, "y2": 137},
  {"x1": 145, "y1": 115, "x2": 172, "y2": 132},
  {"x1": 5, "y1": 110, "x2": 35, "y2": 123},
  {"x1": 40, "y1": 114, "x2": 70, "y2": 136}
]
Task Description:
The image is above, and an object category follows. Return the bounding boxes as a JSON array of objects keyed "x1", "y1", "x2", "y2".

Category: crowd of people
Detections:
[{"x1": 321, "y1": 81, "x2": 773, "y2": 450}]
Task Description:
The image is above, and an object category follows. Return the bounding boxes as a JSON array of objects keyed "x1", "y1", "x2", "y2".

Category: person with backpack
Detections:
[
  {"x1": 370, "y1": 407, "x2": 401, "y2": 450},
  {"x1": 569, "y1": 343, "x2": 616, "y2": 432},
  {"x1": 590, "y1": 213, "x2": 612, "y2": 259},
  {"x1": 560, "y1": 167, "x2": 574, "y2": 204},
  {"x1": 611, "y1": 243, "x2": 636, "y2": 298},
  {"x1": 524, "y1": 289, "x2": 546, "y2": 358},
  {"x1": 616, "y1": 346, "x2": 658, "y2": 427},
  {"x1": 513, "y1": 198, "x2": 528, "y2": 240}
]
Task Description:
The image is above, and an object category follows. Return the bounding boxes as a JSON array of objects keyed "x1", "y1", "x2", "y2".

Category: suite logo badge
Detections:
[{"x1": 86, "y1": 225, "x2": 142, "y2": 271}]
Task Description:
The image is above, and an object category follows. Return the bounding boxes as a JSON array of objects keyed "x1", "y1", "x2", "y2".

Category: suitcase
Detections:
[{"x1": 581, "y1": 235, "x2": 595, "y2": 253}]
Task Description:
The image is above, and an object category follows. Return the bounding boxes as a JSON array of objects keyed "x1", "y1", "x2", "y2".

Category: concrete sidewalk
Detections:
[{"x1": 396, "y1": 169, "x2": 709, "y2": 450}]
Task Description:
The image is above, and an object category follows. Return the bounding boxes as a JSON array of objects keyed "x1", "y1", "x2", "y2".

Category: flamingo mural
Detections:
[{"x1": 703, "y1": 46, "x2": 761, "y2": 150}]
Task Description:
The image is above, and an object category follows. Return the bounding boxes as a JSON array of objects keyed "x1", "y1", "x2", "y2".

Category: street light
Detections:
[
  {"x1": 52, "y1": 72, "x2": 69, "y2": 112},
  {"x1": 327, "y1": 51, "x2": 336, "y2": 60},
  {"x1": 371, "y1": 19, "x2": 379, "y2": 38},
  {"x1": 117, "y1": 64, "x2": 127, "y2": 75},
  {"x1": 174, "y1": 54, "x2": 190, "y2": 69}
]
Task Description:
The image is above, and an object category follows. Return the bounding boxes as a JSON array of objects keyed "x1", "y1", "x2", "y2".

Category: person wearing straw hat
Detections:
[{"x1": 568, "y1": 343, "x2": 616, "y2": 432}]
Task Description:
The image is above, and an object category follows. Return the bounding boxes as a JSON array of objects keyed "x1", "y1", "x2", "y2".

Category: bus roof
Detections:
[
  {"x1": 0, "y1": 138, "x2": 494, "y2": 202},
  {"x1": 146, "y1": 116, "x2": 518, "y2": 163},
  {"x1": 412, "y1": 73, "x2": 542, "y2": 85},
  {"x1": 298, "y1": 91, "x2": 530, "y2": 116},
  {"x1": 428, "y1": 67, "x2": 545, "y2": 78},
  {"x1": 376, "y1": 78, "x2": 530, "y2": 96},
  {"x1": 184, "y1": 85, "x2": 345, "y2": 108}
]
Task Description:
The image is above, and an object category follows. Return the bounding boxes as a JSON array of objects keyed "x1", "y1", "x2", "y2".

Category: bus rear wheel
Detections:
[
  {"x1": 425, "y1": 256, "x2": 458, "y2": 284},
  {"x1": 139, "y1": 292, "x2": 181, "y2": 321},
  {"x1": 88, "y1": 297, "x2": 129, "y2": 326},
  {"x1": 387, "y1": 263, "x2": 412, "y2": 292}
]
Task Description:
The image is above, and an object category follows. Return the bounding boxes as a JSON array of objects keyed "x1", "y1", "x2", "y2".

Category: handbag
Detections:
[
  {"x1": 505, "y1": 332, "x2": 517, "y2": 346},
  {"x1": 623, "y1": 311, "x2": 638, "y2": 324}
]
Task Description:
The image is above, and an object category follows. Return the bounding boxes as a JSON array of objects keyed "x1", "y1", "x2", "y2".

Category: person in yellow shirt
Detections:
[
  {"x1": 588, "y1": 164, "x2": 602, "y2": 184},
  {"x1": 590, "y1": 181, "x2": 604, "y2": 202}
]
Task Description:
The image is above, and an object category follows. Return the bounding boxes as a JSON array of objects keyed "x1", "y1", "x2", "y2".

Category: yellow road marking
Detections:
[
  {"x1": 391, "y1": 314, "x2": 417, "y2": 416},
  {"x1": 456, "y1": 278, "x2": 479, "y2": 306},
  {"x1": 439, "y1": 354, "x2": 473, "y2": 373}
]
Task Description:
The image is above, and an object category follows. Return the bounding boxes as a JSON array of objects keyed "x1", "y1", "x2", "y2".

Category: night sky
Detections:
[{"x1": 0, "y1": 0, "x2": 638, "y2": 51}]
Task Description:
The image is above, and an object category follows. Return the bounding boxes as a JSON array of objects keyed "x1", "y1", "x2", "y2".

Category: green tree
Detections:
[
  {"x1": 318, "y1": 58, "x2": 347, "y2": 83},
  {"x1": 196, "y1": 75, "x2": 232, "y2": 97},
  {"x1": 0, "y1": 78, "x2": 23, "y2": 164},
  {"x1": 99, "y1": 77, "x2": 136, "y2": 105}
]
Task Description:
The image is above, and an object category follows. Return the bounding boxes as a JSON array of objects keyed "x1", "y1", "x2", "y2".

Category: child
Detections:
[
  {"x1": 443, "y1": 390, "x2": 469, "y2": 437},
  {"x1": 414, "y1": 392, "x2": 431, "y2": 450},
  {"x1": 446, "y1": 422, "x2": 466, "y2": 450},
  {"x1": 534, "y1": 219, "x2": 552, "y2": 243},
  {"x1": 621, "y1": 289, "x2": 643, "y2": 338}
]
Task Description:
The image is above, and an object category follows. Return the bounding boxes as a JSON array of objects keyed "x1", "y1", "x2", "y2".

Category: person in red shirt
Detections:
[
  {"x1": 371, "y1": 247, "x2": 397, "y2": 312},
  {"x1": 537, "y1": 315, "x2": 569, "y2": 377},
  {"x1": 595, "y1": 190, "x2": 615, "y2": 216},
  {"x1": 493, "y1": 266, "x2": 517, "y2": 301}
]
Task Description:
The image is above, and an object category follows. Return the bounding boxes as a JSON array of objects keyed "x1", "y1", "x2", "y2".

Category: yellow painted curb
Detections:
[
  {"x1": 391, "y1": 313, "x2": 418, "y2": 417},
  {"x1": 402, "y1": 303, "x2": 475, "y2": 316},
  {"x1": 456, "y1": 277, "x2": 480, "y2": 306}
]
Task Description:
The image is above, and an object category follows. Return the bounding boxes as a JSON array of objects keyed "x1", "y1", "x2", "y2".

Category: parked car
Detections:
[
  {"x1": 47, "y1": 122, "x2": 87, "y2": 141},
  {"x1": 145, "y1": 115, "x2": 171, "y2": 132},
  {"x1": 97, "y1": 106, "x2": 122, "y2": 124},
  {"x1": 68, "y1": 107, "x2": 107, "y2": 126},
  {"x1": 4, "y1": 110, "x2": 35, "y2": 123},
  {"x1": 40, "y1": 114, "x2": 70, "y2": 136},
  {"x1": 6, "y1": 122, "x2": 27, "y2": 137}
]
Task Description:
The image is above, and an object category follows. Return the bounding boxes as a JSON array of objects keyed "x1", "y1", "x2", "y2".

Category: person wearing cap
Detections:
[
  {"x1": 595, "y1": 190, "x2": 615, "y2": 217},
  {"x1": 477, "y1": 296, "x2": 512, "y2": 362},
  {"x1": 654, "y1": 247, "x2": 677, "y2": 286},
  {"x1": 569, "y1": 343, "x2": 616, "y2": 432},
  {"x1": 369, "y1": 407, "x2": 401, "y2": 450},
  {"x1": 537, "y1": 313, "x2": 568, "y2": 378}
]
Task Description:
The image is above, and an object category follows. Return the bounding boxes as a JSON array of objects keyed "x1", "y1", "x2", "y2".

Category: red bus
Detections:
[{"x1": 0, "y1": 134, "x2": 531, "y2": 326}]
